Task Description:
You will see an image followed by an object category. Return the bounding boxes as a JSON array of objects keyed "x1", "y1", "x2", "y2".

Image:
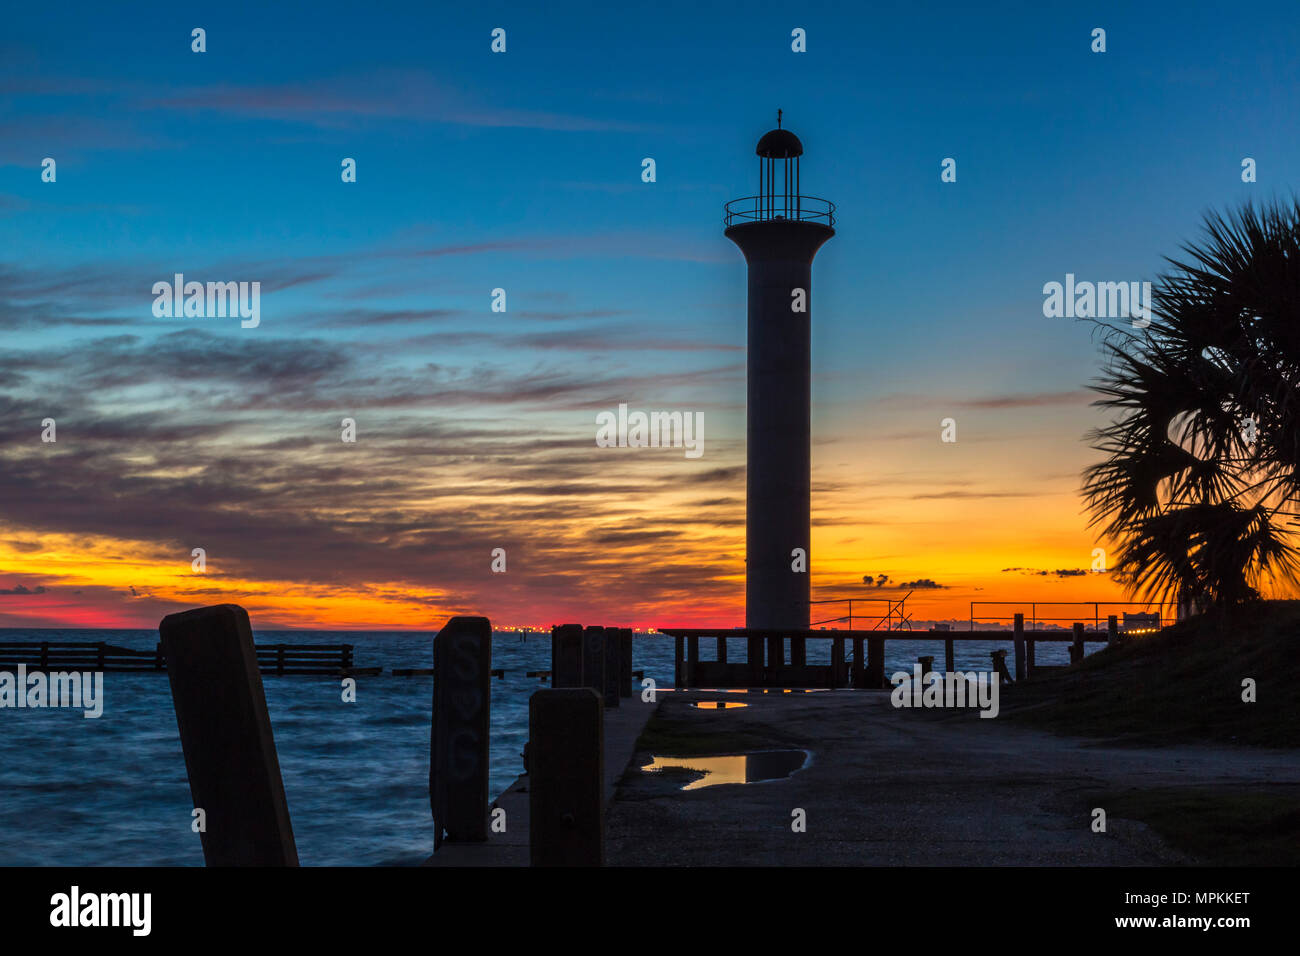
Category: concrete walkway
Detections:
[
  {"x1": 606, "y1": 690, "x2": 1300, "y2": 866},
  {"x1": 425, "y1": 694, "x2": 658, "y2": 866}
]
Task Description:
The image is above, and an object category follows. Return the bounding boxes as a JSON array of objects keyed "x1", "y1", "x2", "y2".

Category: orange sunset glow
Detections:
[{"x1": 1, "y1": 387, "x2": 1164, "y2": 631}]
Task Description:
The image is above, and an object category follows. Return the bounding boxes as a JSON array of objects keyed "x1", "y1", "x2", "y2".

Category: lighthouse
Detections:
[{"x1": 724, "y1": 113, "x2": 835, "y2": 634}]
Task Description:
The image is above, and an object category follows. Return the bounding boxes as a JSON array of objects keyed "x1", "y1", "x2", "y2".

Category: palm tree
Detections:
[{"x1": 1083, "y1": 198, "x2": 1300, "y2": 612}]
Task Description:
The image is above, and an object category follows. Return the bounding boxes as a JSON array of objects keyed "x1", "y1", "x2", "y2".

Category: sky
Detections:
[{"x1": 1, "y1": 1, "x2": 1298, "y2": 629}]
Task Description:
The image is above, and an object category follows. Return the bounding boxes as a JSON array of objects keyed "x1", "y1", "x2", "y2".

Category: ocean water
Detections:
[{"x1": 0, "y1": 629, "x2": 1070, "y2": 866}]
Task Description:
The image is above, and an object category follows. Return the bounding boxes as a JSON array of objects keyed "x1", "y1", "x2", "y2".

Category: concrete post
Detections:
[
  {"x1": 601, "y1": 627, "x2": 620, "y2": 708},
  {"x1": 430, "y1": 616, "x2": 492, "y2": 847},
  {"x1": 1107, "y1": 615, "x2": 1119, "y2": 646},
  {"x1": 529, "y1": 689, "x2": 604, "y2": 866},
  {"x1": 619, "y1": 629, "x2": 633, "y2": 698},
  {"x1": 551, "y1": 623, "x2": 583, "y2": 688},
  {"x1": 582, "y1": 626, "x2": 606, "y2": 700},
  {"x1": 1072, "y1": 623, "x2": 1085, "y2": 664},
  {"x1": 159, "y1": 604, "x2": 298, "y2": 866}
]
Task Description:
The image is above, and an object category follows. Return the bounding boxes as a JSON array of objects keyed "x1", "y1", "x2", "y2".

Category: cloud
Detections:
[
  {"x1": 0, "y1": 585, "x2": 47, "y2": 595},
  {"x1": 910, "y1": 490, "x2": 1042, "y2": 500},
  {"x1": 0, "y1": 311, "x2": 749, "y2": 625},
  {"x1": 872, "y1": 390, "x2": 1090, "y2": 412},
  {"x1": 1001, "y1": 567, "x2": 1091, "y2": 577},
  {"x1": 138, "y1": 70, "x2": 645, "y2": 133},
  {"x1": 956, "y1": 391, "x2": 1089, "y2": 409}
]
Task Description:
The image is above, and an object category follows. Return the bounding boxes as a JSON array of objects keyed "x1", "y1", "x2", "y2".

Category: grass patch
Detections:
[
  {"x1": 1001, "y1": 601, "x2": 1300, "y2": 747},
  {"x1": 1092, "y1": 785, "x2": 1300, "y2": 865}
]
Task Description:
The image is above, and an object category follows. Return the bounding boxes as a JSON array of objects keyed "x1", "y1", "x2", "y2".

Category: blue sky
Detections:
[{"x1": 1, "y1": 1, "x2": 1297, "y2": 627}]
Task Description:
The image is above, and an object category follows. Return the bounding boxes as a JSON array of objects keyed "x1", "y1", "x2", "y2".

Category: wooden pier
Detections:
[{"x1": 659, "y1": 614, "x2": 1143, "y2": 689}]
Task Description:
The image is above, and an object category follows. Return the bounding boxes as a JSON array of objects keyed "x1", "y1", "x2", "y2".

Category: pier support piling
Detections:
[
  {"x1": 867, "y1": 636, "x2": 885, "y2": 689},
  {"x1": 747, "y1": 634, "x2": 764, "y2": 684},
  {"x1": 767, "y1": 634, "x2": 784, "y2": 670},
  {"x1": 1013, "y1": 613, "x2": 1026, "y2": 681}
]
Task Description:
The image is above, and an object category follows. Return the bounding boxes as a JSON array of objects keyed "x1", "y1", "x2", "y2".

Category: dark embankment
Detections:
[
  {"x1": 1001, "y1": 600, "x2": 1300, "y2": 747},
  {"x1": 1084, "y1": 784, "x2": 1300, "y2": 865}
]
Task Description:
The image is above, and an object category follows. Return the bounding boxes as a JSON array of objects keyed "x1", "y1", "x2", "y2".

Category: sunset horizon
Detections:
[{"x1": 4, "y1": 4, "x2": 1296, "y2": 631}]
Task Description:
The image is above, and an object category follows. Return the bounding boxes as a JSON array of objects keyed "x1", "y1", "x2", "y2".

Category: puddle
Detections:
[
  {"x1": 642, "y1": 750, "x2": 809, "y2": 791},
  {"x1": 691, "y1": 701, "x2": 749, "y2": 710}
]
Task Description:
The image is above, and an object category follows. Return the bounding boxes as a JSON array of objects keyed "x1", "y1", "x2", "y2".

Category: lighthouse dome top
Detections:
[{"x1": 755, "y1": 127, "x2": 802, "y2": 159}]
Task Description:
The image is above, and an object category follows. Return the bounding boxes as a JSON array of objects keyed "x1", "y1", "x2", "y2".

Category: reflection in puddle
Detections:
[
  {"x1": 642, "y1": 750, "x2": 809, "y2": 791},
  {"x1": 722, "y1": 688, "x2": 829, "y2": 694},
  {"x1": 692, "y1": 701, "x2": 749, "y2": 710},
  {"x1": 662, "y1": 688, "x2": 830, "y2": 694}
]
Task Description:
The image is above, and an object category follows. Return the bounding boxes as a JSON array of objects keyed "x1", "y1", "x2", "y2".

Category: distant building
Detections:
[{"x1": 1123, "y1": 612, "x2": 1161, "y2": 633}]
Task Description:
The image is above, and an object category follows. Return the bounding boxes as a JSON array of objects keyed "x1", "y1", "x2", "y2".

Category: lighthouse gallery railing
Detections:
[{"x1": 724, "y1": 195, "x2": 836, "y2": 228}]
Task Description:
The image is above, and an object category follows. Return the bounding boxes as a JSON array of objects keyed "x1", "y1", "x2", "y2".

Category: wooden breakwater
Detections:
[{"x1": 0, "y1": 640, "x2": 378, "y2": 675}]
